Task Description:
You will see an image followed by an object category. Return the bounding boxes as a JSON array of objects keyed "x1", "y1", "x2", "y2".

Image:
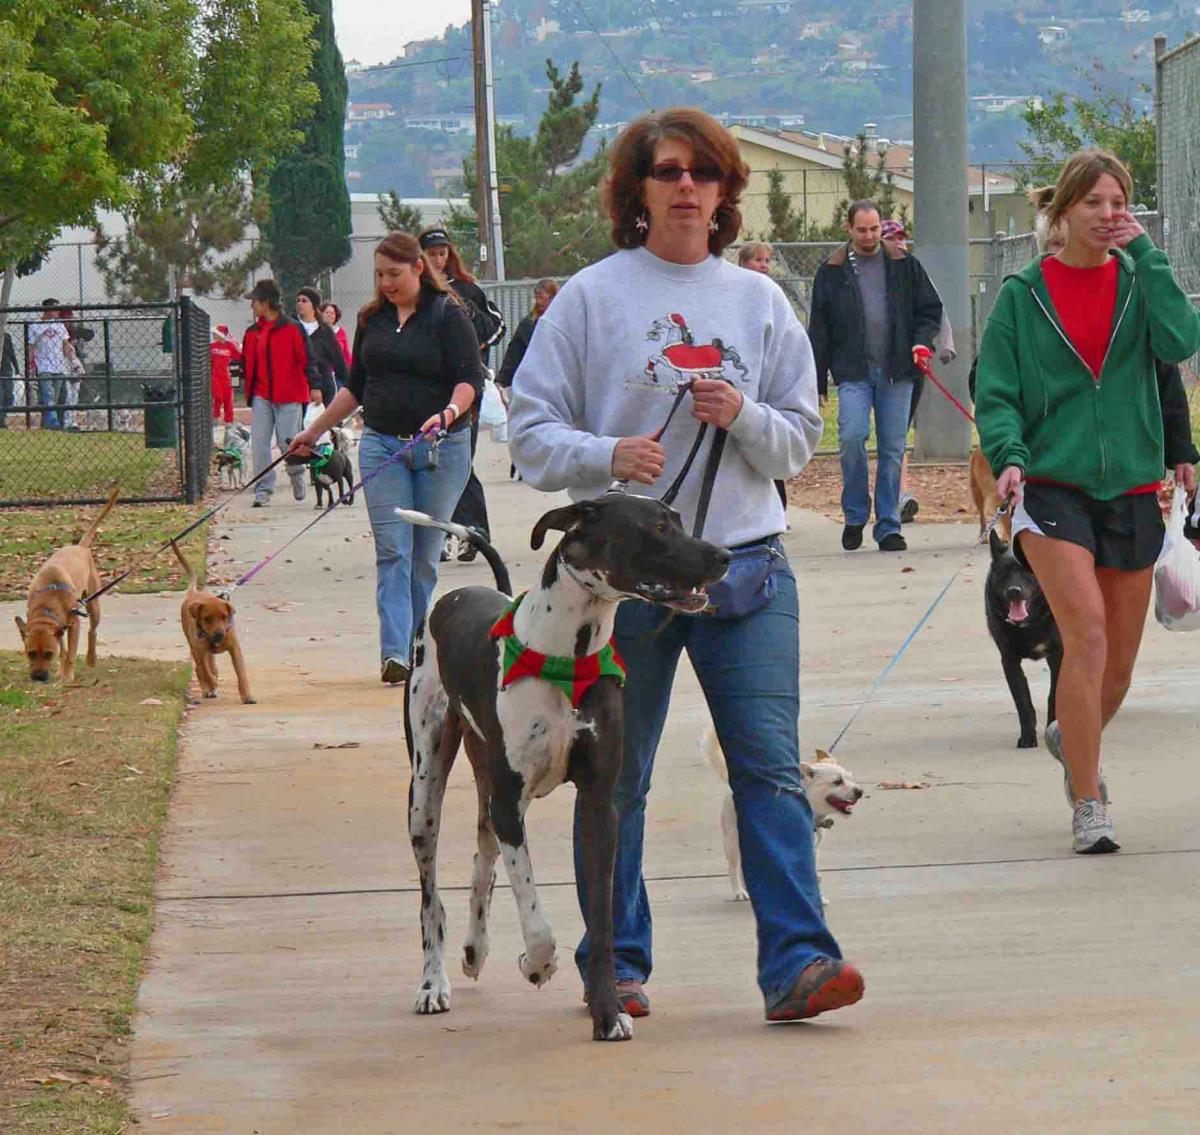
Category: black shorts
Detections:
[{"x1": 1012, "y1": 482, "x2": 1165, "y2": 572}]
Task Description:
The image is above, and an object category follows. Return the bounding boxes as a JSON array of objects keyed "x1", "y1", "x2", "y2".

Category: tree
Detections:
[
  {"x1": 760, "y1": 168, "x2": 808, "y2": 242},
  {"x1": 377, "y1": 192, "x2": 425, "y2": 233},
  {"x1": 1018, "y1": 85, "x2": 1157, "y2": 208},
  {"x1": 458, "y1": 60, "x2": 610, "y2": 277},
  {"x1": 265, "y1": 0, "x2": 353, "y2": 292},
  {"x1": 810, "y1": 132, "x2": 907, "y2": 239},
  {"x1": 0, "y1": 0, "x2": 317, "y2": 262},
  {"x1": 95, "y1": 183, "x2": 270, "y2": 302}
]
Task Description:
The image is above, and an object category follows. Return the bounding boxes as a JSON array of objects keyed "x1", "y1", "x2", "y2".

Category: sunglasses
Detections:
[{"x1": 647, "y1": 163, "x2": 723, "y2": 184}]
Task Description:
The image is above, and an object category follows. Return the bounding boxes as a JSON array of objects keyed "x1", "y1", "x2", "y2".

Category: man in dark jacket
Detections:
[
  {"x1": 243, "y1": 278, "x2": 319, "y2": 506},
  {"x1": 809, "y1": 200, "x2": 943, "y2": 552}
]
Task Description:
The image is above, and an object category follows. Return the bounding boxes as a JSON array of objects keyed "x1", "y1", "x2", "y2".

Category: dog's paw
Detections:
[
  {"x1": 592, "y1": 1009, "x2": 634, "y2": 1042},
  {"x1": 414, "y1": 974, "x2": 452, "y2": 1015},
  {"x1": 1017, "y1": 735, "x2": 1038, "y2": 749},
  {"x1": 462, "y1": 938, "x2": 488, "y2": 980},
  {"x1": 732, "y1": 886, "x2": 749, "y2": 901},
  {"x1": 518, "y1": 945, "x2": 559, "y2": 987},
  {"x1": 204, "y1": 690, "x2": 218, "y2": 699},
  {"x1": 241, "y1": 695, "x2": 256, "y2": 705}
]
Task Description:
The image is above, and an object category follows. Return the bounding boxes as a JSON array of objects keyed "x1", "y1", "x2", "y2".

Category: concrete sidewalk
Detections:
[{"x1": 40, "y1": 436, "x2": 1198, "y2": 1132}]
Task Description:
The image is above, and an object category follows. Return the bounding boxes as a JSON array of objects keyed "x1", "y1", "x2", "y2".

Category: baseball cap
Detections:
[
  {"x1": 246, "y1": 278, "x2": 282, "y2": 305},
  {"x1": 419, "y1": 229, "x2": 452, "y2": 250},
  {"x1": 880, "y1": 219, "x2": 909, "y2": 241}
]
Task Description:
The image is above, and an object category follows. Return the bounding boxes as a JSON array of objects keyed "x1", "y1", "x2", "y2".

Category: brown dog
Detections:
[
  {"x1": 16, "y1": 487, "x2": 118, "y2": 683},
  {"x1": 171, "y1": 541, "x2": 255, "y2": 704},
  {"x1": 969, "y1": 448, "x2": 1011, "y2": 542}
]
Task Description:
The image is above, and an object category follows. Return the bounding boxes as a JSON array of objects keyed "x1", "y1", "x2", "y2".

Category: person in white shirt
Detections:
[{"x1": 27, "y1": 299, "x2": 76, "y2": 430}]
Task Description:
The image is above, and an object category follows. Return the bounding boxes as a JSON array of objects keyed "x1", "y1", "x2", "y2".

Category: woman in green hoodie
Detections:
[{"x1": 976, "y1": 150, "x2": 1199, "y2": 856}]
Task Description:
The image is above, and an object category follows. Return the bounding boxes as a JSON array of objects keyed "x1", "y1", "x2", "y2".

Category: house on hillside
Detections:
[
  {"x1": 730, "y1": 123, "x2": 1036, "y2": 265},
  {"x1": 347, "y1": 103, "x2": 395, "y2": 123}
]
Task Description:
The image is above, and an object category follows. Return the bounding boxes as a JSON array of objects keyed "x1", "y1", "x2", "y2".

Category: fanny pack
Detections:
[{"x1": 704, "y1": 536, "x2": 785, "y2": 620}]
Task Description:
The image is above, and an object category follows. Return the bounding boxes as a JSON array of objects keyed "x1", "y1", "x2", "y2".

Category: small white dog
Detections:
[{"x1": 703, "y1": 728, "x2": 863, "y2": 904}]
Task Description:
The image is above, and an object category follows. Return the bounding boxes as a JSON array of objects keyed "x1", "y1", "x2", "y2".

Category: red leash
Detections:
[{"x1": 916, "y1": 356, "x2": 975, "y2": 425}]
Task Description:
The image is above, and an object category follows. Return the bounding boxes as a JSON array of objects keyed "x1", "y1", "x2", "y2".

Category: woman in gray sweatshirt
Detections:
[{"x1": 509, "y1": 107, "x2": 864, "y2": 1026}]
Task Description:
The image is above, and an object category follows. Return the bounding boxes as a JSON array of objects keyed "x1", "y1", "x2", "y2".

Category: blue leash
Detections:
[{"x1": 826, "y1": 498, "x2": 1011, "y2": 754}]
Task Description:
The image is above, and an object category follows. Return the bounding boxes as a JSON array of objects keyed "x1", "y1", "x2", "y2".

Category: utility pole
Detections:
[
  {"x1": 912, "y1": 0, "x2": 971, "y2": 461},
  {"x1": 471, "y1": 0, "x2": 505, "y2": 280}
]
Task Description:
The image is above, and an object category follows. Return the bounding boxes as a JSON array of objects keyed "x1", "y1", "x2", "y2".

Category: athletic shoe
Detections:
[
  {"x1": 900, "y1": 495, "x2": 920, "y2": 524},
  {"x1": 842, "y1": 524, "x2": 865, "y2": 551},
  {"x1": 381, "y1": 658, "x2": 410, "y2": 685},
  {"x1": 1072, "y1": 798, "x2": 1120, "y2": 854},
  {"x1": 252, "y1": 498, "x2": 268, "y2": 508},
  {"x1": 1045, "y1": 721, "x2": 1108, "y2": 805},
  {"x1": 292, "y1": 478, "x2": 306, "y2": 502},
  {"x1": 583, "y1": 979, "x2": 650, "y2": 1018},
  {"x1": 878, "y1": 533, "x2": 907, "y2": 552},
  {"x1": 440, "y1": 537, "x2": 452, "y2": 563},
  {"x1": 457, "y1": 539, "x2": 480, "y2": 563},
  {"x1": 765, "y1": 958, "x2": 865, "y2": 1022}
]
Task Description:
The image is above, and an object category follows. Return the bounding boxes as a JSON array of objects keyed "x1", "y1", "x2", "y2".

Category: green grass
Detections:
[
  {"x1": 0, "y1": 430, "x2": 179, "y2": 501},
  {"x1": 0, "y1": 503, "x2": 207, "y2": 601},
  {"x1": 0, "y1": 652, "x2": 191, "y2": 1133}
]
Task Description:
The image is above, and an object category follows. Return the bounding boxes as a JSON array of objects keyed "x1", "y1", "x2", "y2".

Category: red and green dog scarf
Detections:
[{"x1": 489, "y1": 593, "x2": 626, "y2": 708}]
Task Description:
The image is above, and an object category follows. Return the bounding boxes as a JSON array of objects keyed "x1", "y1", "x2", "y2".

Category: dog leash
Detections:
[
  {"x1": 72, "y1": 451, "x2": 294, "y2": 615},
  {"x1": 826, "y1": 496, "x2": 1012, "y2": 755},
  {"x1": 916, "y1": 356, "x2": 975, "y2": 425},
  {"x1": 223, "y1": 430, "x2": 444, "y2": 597}
]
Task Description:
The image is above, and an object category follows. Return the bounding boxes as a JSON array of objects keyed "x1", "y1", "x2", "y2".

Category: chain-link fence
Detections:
[
  {"x1": 0, "y1": 299, "x2": 211, "y2": 507},
  {"x1": 1157, "y1": 34, "x2": 1200, "y2": 298}
]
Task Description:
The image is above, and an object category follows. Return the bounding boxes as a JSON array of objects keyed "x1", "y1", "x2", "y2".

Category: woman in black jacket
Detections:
[
  {"x1": 419, "y1": 227, "x2": 506, "y2": 560},
  {"x1": 296, "y1": 287, "x2": 348, "y2": 409},
  {"x1": 496, "y1": 278, "x2": 558, "y2": 389}
]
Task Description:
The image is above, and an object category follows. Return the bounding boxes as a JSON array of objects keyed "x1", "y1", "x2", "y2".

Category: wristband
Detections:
[{"x1": 444, "y1": 404, "x2": 459, "y2": 425}]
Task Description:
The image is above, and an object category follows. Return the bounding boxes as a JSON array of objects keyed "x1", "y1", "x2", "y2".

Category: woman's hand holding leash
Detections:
[
  {"x1": 419, "y1": 404, "x2": 459, "y2": 436},
  {"x1": 996, "y1": 465, "x2": 1024, "y2": 505},
  {"x1": 612, "y1": 436, "x2": 666, "y2": 484},
  {"x1": 690, "y1": 378, "x2": 743, "y2": 429},
  {"x1": 289, "y1": 429, "x2": 317, "y2": 457}
]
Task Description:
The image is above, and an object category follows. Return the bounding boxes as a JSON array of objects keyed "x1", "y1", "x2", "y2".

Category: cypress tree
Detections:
[{"x1": 265, "y1": 0, "x2": 351, "y2": 292}]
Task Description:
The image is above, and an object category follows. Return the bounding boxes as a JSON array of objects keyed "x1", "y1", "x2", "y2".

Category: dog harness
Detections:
[{"x1": 489, "y1": 593, "x2": 626, "y2": 708}]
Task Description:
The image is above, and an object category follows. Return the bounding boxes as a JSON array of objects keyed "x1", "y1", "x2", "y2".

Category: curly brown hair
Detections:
[{"x1": 603, "y1": 108, "x2": 748, "y2": 256}]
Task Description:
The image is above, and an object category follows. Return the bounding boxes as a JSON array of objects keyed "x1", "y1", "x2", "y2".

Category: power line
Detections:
[
  {"x1": 567, "y1": 0, "x2": 652, "y2": 110},
  {"x1": 350, "y1": 55, "x2": 470, "y2": 76}
]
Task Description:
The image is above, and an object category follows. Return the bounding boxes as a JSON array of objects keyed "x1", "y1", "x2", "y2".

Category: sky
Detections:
[{"x1": 332, "y1": 0, "x2": 472, "y2": 67}]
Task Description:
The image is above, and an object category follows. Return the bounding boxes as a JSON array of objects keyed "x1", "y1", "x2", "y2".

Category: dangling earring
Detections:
[
  {"x1": 635, "y1": 212, "x2": 649, "y2": 233},
  {"x1": 708, "y1": 216, "x2": 719, "y2": 233}
]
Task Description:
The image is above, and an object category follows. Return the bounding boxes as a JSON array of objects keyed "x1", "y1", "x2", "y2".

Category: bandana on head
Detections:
[{"x1": 489, "y1": 593, "x2": 626, "y2": 708}]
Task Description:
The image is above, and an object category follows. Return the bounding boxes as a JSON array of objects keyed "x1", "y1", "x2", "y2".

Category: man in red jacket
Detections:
[{"x1": 243, "y1": 278, "x2": 318, "y2": 506}]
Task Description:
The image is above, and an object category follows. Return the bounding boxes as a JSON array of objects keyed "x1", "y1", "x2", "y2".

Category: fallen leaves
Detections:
[
  {"x1": 313, "y1": 741, "x2": 361, "y2": 750},
  {"x1": 878, "y1": 781, "x2": 930, "y2": 790}
]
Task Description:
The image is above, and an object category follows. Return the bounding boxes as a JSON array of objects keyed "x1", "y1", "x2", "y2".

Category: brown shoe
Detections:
[
  {"x1": 764, "y1": 958, "x2": 864, "y2": 1022},
  {"x1": 583, "y1": 978, "x2": 650, "y2": 1018}
]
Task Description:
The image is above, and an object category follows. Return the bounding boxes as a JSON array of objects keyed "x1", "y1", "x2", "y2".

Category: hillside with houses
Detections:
[{"x1": 343, "y1": 0, "x2": 1198, "y2": 198}]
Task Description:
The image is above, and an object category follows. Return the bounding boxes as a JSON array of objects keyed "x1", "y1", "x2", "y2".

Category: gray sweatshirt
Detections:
[{"x1": 509, "y1": 246, "x2": 823, "y2": 548}]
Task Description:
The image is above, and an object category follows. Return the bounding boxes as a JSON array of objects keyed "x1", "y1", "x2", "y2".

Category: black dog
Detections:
[
  {"x1": 403, "y1": 493, "x2": 729, "y2": 1041},
  {"x1": 285, "y1": 431, "x2": 354, "y2": 509},
  {"x1": 985, "y1": 529, "x2": 1062, "y2": 748}
]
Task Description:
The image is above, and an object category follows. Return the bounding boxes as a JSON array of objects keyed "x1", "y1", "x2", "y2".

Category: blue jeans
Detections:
[
  {"x1": 573, "y1": 565, "x2": 842, "y2": 1006},
  {"x1": 38, "y1": 375, "x2": 61, "y2": 429},
  {"x1": 838, "y1": 368, "x2": 913, "y2": 543},
  {"x1": 359, "y1": 427, "x2": 471, "y2": 663}
]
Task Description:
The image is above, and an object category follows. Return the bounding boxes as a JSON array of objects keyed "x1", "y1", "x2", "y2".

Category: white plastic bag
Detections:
[
  {"x1": 479, "y1": 376, "x2": 508, "y2": 440},
  {"x1": 1154, "y1": 489, "x2": 1200, "y2": 631}
]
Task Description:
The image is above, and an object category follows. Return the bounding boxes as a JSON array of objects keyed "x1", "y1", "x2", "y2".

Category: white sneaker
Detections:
[
  {"x1": 1072, "y1": 799, "x2": 1120, "y2": 854},
  {"x1": 1045, "y1": 721, "x2": 1108, "y2": 806}
]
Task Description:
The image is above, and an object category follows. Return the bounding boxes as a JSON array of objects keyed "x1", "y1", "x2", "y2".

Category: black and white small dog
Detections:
[
  {"x1": 215, "y1": 423, "x2": 251, "y2": 490},
  {"x1": 285, "y1": 429, "x2": 354, "y2": 509},
  {"x1": 403, "y1": 494, "x2": 729, "y2": 1042},
  {"x1": 985, "y1": 529, "x2": 1062, "y2": 748}
]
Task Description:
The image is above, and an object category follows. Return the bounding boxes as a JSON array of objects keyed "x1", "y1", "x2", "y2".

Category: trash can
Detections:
[{"x1": 143, "y1": 383, "x2": 177, "y2": 449}]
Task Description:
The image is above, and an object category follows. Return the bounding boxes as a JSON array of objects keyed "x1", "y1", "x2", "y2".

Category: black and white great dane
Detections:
[{"x1": 403, "y1": 493, "x2": 730, "y2": 1041}]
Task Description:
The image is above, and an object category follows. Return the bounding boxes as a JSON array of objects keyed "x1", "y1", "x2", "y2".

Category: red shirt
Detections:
[
  {"x1": 1041, "y1": 255, "x2": 1118, "y2": 379},
  {"x1": 210, "y1": 339, "x2": 241, "y2": 387}
]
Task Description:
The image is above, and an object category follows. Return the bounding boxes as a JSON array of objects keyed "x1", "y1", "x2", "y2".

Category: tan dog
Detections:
[
  {"x1": 16, "y1": 487, "x2": 118, "y2": 683},
  {"x1": 969, "y1": 448, "x2": 1011, "y2": 542},
  {"x1": 171, "y1": 541, "x2": 255, "y2": 704}
]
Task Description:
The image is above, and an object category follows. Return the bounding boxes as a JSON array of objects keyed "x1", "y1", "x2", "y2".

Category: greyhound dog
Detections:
[{"x1": 403, "y1": 493, "x2": 730, "y2": 1041}]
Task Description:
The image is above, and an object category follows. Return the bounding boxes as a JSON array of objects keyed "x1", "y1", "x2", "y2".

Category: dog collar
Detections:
[
  {"x1": 31, "y1": 582, "x2": 75, "y2": 596},
  {"x1": 489, "y1": 593, "x2": 626, "y2": 708}
]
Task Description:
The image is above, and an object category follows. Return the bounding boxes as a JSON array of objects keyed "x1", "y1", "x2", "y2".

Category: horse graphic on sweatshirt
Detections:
[{"x1": 643, "y1": 313, "x2": 748, "y2": 385}]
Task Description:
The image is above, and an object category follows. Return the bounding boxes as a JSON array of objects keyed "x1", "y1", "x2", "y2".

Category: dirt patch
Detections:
[{"x1": 786, "y1": 457, "x2": 979, "y2": 525}]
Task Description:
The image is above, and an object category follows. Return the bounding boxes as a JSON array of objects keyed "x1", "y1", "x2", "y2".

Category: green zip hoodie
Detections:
[{"x1": 976, "y1": 233, "x2": 1200, "y2": 500}]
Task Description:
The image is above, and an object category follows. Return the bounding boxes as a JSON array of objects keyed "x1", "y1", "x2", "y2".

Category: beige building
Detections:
[{"x1": 731, "y1": 124, "x2": 1036, "y2": 252}]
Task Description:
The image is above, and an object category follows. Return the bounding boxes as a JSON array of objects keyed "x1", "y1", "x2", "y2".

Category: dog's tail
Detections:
[
  {"x1": 700, "y1": 725, "x2": 730, "y2": 785},
  {"x1": 393, "y1": 507, "x2": 513, "y2": 596},
  {"x1": 169, "y1": 539, "x2": 198, "y2": 592},
  {"x1": 78, "y1": 486, "x2": 119, "y2": 548}
]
